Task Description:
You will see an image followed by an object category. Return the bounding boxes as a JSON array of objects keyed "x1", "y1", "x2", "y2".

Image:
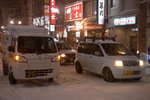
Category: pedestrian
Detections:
[{"x1": 148, "y1": 46, "x2": 150, "y2": 63}]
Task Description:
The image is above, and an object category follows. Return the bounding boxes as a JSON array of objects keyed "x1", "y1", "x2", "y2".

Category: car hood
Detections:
[
  {"x1": 106, "y1": 55, "x2": 140, "y2": 61},
  {"x1": 59, "y1": 49, "x2": 76, "y2": 54}
]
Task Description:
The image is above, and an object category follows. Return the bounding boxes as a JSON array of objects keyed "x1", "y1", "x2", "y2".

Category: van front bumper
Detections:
[{"x1": 12, "y1": 63, "x2": 60, "y2": 80}]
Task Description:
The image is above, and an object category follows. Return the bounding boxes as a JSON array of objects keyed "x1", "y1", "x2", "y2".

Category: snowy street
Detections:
[{"x1": 0, "y1": 56, "x2": 150, "y2": 100}]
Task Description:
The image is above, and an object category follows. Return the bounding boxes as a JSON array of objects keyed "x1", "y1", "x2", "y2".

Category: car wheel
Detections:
[
  {"x1": 9, "y1": 72, "x2": 17, "y2": 85},
  {"x1": 48, "y1": 78, "x2": 54, "y2": 82},
  {"x1": 3, "y1": 62, "x2": 8, "y2": 75},
  {"x1": 75, "y1": 62, "x2": 83, "y2": 74},
  {"x1": 134, "y1": 77, "x2": 142, "y2": 81},
  {"x1": 103, "y1": 67, "x2": 116, "y2": 82}
]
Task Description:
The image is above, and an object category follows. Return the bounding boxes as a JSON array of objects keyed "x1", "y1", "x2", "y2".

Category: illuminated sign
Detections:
[
  {"x1": 50, "y1": 25, "x2": 55, "y2": 32},
  {"x1": 65, "y1": 2, "x2": 83, "y2": 22},
  {"x1": 84, "y1": 25, "x2": 104, "y2": 30},
  {"x1": 33, "y1": 17, "x2": 44, "y2": 27},
  {"x1": 98, "y1": 0, "x2": 105, "y2": 25},
  {"x1": 67, "y1": 25, "x2": 76, "y2": 32},
  {"x1": 114, "y1": 16, "x2": 136, "y2": 26},
  {"x1": 50, "y1": 0, "x2": 56, "y2": 24}
]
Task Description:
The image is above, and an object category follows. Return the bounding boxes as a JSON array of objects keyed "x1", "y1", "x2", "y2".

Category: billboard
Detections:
[
  {"x1": 50, "y1": 0, "x2": 56, "y2": 24},
  {"x1": 97, "y1": 0, "x2": 105, "y2": 25},
  {"x1": 65, "y1": 2, "x2": 83, "y2": 22}
]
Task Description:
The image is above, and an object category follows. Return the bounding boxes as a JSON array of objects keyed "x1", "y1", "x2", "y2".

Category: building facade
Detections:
[
  {"x1": 108, "y1": 0, "x2": 150, "y2": 54},
  {"x1": 0, "y1": 0, "x2": 33, "y2": 26},
  {"x1": 60, "y1": 0, "x2": 107, "y2": 47},
  {"x1": 107, "y1": 0, "x2": 139, "y2": 52}
]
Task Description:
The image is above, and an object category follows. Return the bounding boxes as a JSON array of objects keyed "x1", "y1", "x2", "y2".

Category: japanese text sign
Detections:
[
  {"x1": 98, "y1": 0, "x2": 105, "y2": 25},
  {"x1": 65, "y1": 2, "x2": 83, "y2": 22},
  {"x1": 114, "y1": 16, "x2": 136, "y2": 26},
  {"x1": 50, "y1": 0, "x2": 56, "y2": 24}
]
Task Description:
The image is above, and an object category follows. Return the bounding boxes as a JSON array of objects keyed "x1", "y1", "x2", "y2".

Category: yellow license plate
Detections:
[
  {"x1": 26, "y1": 72, "x2": 36, "y2": 78},
  {"x1": 124, "y1": 71, "x2": 133, "y2": 76}
]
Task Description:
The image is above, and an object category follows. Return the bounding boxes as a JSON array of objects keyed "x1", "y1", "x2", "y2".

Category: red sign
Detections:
[
  {"x1": 50, "y1": 0, "x2": 56, "y2": 24},
  {"x1": 65, "y1": 2, "x2": 83, "y2": 22}
]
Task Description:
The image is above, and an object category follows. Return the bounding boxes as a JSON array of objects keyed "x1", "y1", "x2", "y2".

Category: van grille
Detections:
[{"x1": 123, "y1": 61, "x2": 139, "y2": 66}]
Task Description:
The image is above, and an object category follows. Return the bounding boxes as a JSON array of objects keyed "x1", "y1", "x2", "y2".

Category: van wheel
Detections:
[
  {"x1": 48, "y1": 78, "x2": 54, "y2": 82},
  {"x1": 9, "y1": 72, "x2": 17, "y2": 85},
  {"x1": 103, "y1": 67, "x2": 116, "y2": 82},
  {"x1": 75, "y1": 62, "x2": 83, "y2": 74},
  {"x1": 2, "y1": 62, "x2": 8, "y2": 75}
]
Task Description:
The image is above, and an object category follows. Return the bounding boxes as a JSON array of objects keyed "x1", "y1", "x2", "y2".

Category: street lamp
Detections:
[
  {"x1": 1, "y1": 26, "x2": 4, "y2": 29},
  {"x1": 10, "y1": 20, "x2": 14, "y2": 24},
  {"x1": 18, "y1": 21, "x2": 22, "y2": 25}
]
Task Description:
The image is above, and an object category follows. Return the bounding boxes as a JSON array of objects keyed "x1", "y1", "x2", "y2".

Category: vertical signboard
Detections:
[
  {"x1": 44, "y1": 5, "x2": 50, "y2": 30},
  {"x1": 98, "y1": 0, "x2": 105, "y2": 25},
  {"x1": 65, "y1": 2, "x2": 83, "y2": 22},
  {"x1": 50, "y1": 0, "x2": 56, "y2": 25}
]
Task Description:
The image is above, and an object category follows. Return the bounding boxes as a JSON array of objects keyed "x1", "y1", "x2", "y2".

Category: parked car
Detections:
[
  {"x1": 75, "y1": 36, "x2": 145, "y2": 82},
  {"x1": 56, "y1": 41, "x2": 76, "y2": 65}
]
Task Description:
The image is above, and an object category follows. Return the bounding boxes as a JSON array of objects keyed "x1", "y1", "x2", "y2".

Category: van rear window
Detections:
[{"x1": 18, "y1": 36, "x2": 57, "y2": 53}]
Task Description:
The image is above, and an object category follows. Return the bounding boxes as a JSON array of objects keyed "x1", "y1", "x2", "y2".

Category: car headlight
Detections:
[
  {"x1": 60, "y1": 54, "x2": 66, "y2": 57},
  {"x1": 139, "y1": 60, "x2": 144, "y2": 67},
  {"x1": 114, "y1": 60, "x2": 123, "y2": 68}
]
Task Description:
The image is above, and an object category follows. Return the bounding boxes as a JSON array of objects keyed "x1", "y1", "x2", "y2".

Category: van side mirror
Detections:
[{"x1": 8, "y1": 46, "x2": 14, "y2": 52}]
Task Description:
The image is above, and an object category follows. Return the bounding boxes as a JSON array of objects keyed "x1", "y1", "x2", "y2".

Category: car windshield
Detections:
[
  {"x1": 18, "y1": 36, "x2": 57, "y2": 53},
  {"x1": 101, "y1": 43, "x2": 132, "y2": 56},
  {"x1": 56, "y1": 42, "x2": 71, "y2": 50}
]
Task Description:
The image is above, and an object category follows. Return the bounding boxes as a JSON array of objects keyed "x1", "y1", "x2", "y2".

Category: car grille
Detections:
[
  {"x1": 123, "y1": 61, "x2": 139, "y2": 66},
  {"x1": 66, "y1": 54, "x2": 75, "y2": 59}
]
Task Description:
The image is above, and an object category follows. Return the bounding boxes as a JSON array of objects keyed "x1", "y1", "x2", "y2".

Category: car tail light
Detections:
[{"x1": 14, "y1": 55, "x2": 27, "y2": 63}]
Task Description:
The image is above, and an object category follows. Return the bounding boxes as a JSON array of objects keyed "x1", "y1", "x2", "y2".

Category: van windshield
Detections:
[
  {"x1": 18, "y1": 36, "x2": 57, "y2": 53},
  {"x1": 101, "y1": 43, "x2": 132, "y2": 56}
]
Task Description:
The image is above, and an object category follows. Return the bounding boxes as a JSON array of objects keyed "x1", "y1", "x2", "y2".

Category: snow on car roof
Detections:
[{"x1": 5, "y1": 25, "x2": 49, "y2": 37}]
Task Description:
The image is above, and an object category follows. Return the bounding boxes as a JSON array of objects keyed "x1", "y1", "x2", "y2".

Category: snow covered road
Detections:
[{"x1": 0, "y1": 58, "x2": 150, "y2": 100}]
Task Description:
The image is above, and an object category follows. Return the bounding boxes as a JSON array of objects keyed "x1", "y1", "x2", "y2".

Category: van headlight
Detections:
[
  {"x1": 14, "y1": 55, "x2": 27, "y2": 63},
  {"x1": 139, "y1": 60, "x2": 144, "y2": 67},
  {"x1": 60, "y1": 54, "x2": 66, "y2": 58},
  {"x1": 114, "y1": 60, "x2": 123, "y2": 68}
]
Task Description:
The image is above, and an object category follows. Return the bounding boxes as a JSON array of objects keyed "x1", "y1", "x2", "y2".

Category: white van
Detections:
[
  {"x1": 1, "y1": 26, "x2": 60, "y2": 84},
  {"x1": 75, "y1": 36, "x2": 145, "y2": 82}
]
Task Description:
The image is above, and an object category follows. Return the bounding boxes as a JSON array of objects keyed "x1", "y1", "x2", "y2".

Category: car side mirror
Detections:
[
  {"x1": 94, "y1": 51, "x2": 101, "y2": 56},
  {"x1": 8, "y1": 46, "x2": 15, "y2": 52}
]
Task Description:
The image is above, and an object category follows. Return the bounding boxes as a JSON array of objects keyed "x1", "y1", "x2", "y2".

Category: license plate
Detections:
[
  {"x1": 124, "y1": 70, "x2": 140, "y2": 76},
  {"x1": 26, "y1": 72, "x2": 36, "y2": 78},
  {"x1": 124, "y1": 71, "x2": 133, "y2": 76}
]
